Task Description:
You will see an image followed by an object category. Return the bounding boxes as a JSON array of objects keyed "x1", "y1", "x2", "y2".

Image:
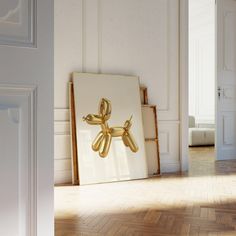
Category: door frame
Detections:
[
  {"x1": 180, "y1": 0, "x2": 217, "y2": 171},
  {"x1": 180, "y1": 0, "x2": 189, "y2": 172}
]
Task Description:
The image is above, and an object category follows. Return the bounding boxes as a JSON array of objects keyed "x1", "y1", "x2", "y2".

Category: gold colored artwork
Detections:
[{"x1": 83, "y1": 98, "x2": 139, "y2": 158}]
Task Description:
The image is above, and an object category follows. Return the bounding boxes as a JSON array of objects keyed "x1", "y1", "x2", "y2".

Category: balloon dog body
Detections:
[{"x1": 83, "y1": 98, "x2": 139, "y2": 158}]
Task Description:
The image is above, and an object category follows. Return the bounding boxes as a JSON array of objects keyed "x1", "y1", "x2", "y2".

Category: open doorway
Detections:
[{"x1": 188, "y1": 0, "x2": 216, "y2": 175}]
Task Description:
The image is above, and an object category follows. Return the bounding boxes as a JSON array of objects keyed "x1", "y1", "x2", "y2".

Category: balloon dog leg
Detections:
[
  {"x1": 92, "y1": 131, "x2": 104, "y2": 152},
  {"x1": 122, "y1": 132, "x2": 139, "y2": 152},
  {"x1": 99, "y1": 133, "x2": 112, "y2": 158}
]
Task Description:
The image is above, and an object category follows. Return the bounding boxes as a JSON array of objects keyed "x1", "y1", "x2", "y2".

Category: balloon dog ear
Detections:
[{"x1": 99, "y1": 98, "x2": 112, "y2": 120}]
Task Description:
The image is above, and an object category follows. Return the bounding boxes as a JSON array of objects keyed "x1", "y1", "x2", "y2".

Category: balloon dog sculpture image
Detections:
[{"x1": 83, "y1": 98, "x2": 139, "y2": 158}]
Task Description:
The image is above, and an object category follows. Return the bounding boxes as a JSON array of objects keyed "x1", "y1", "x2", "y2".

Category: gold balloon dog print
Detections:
[{"x1": 83, "y1": 98, "x2": 139, "y2": 158}]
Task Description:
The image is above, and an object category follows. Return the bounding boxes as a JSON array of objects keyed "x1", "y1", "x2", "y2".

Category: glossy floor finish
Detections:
[{"x1": 55, "y1": 147, "x2": 236, "y2": 235}]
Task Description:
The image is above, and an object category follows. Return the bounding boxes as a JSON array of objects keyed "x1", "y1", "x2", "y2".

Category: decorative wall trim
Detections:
[
  {"x1": 160, "y1": 161, "x2": 180, "y2": 173},
  {"x1": 82, "y1": 0, "x2": 86, "y2": 72},
  {"x1": 54, "y1": 0, "x2": 181, "y2": 184},
  {"x1": 159, "y1": 120, "x2": 181, "y2": 124},
  {"x1": 98, "y1": 0, "x2": 102, "y2": 73},
  {"x1": 0, "y1": 84, "x2": 37, "y2": 236},
  {"x1": 54, "y1": 170, "x2": 72, "y2": 185},
  {"x1": 159, "y1": 131, "x2": 170, "y2": 154},
  {"x1": 96, "y1": 0, "x2": 175, "y2": 114},
  {"x1": 0, "y1": 0, "x2": 37, "y2": 47},
  {"x1": 54, "y1": 121, "x2": 70, "y2": 135},
  {"x1": 159, "y1": 0, "x2": 171, "y2": 112},
  {"x1": 54, "y1": 107, "x2": 72, "y2": 184},
  {"x1": 54, "y1": 108, "x2": 70, "y2": 121}
]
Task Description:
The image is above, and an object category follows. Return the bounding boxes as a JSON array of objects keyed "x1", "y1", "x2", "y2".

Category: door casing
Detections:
[{"x1": 180, "y1": 0, "x2": 217, "y2": 171}]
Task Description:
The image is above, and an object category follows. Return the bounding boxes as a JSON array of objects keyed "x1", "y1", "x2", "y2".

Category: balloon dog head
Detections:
[{"x1": 83, "y1": 98, "x2": 139, "y2": 158}]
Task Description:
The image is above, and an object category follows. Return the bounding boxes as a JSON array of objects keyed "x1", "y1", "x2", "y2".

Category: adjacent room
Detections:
[{"x1": 188, "y1": 0, "x2": 216, "y2": 175}]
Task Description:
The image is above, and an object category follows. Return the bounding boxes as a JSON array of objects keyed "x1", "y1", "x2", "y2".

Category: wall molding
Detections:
[
  {"x1": 54, "y1": 0, "x2": 181, "y2": 184},
  {"x1": 159, "y1": 131, "x2": 170, "y2": 154},
  {"x1": 54, "y1": 108, "x2": 70, "y2": 121},
  {"x1": 159, "y1": 0, "x2": 171, "y2": 112},
  {"x1": 98, "y1": 0, "x2": 102, "y2": 73},
  {"x1": 82, "y1": 0, "x2": 86, "y2": 72},
  {"x1": 54, "y1": 108, "x2": 72, "y2": 184},
  {"x1": 160, "y1": 161, "x2": 180, "y2": 173},
  {"x1": 54, "y1": 121, "x2": 70, "y2": 135},
  {"x1": 96, "y1": 0, "x2": 172, "y2": 113}
]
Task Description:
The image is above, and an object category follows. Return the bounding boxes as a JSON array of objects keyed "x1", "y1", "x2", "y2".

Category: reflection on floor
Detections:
[{"x1": 55, "y1": 147, "x2": 236, "y2": 236}]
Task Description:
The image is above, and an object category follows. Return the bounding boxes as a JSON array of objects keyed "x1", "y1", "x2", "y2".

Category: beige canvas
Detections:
[{"x1": 73, "y1": 73, "x2": 148, "y2": 185}]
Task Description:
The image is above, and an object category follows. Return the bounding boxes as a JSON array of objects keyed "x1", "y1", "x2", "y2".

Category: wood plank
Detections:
[{"x1": 55, "y1": 148, "x2": 236, "y2": 235}]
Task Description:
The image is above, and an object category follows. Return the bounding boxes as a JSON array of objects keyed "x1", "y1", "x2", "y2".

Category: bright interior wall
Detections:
[
  {"x1": 189, "y1": 0, "x2": 215, "y2": 126},
  {"x1": 54, "y1": 0, "x2": 180, "y2": 184}
]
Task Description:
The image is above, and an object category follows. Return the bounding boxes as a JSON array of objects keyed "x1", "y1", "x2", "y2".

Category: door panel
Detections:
[
  {"x1": 0, "y1": 0, "x2": 54, "y2": 235},
  {"x1": 217, "y1": 0, "x2": 236, "y2": 160},
  {"x1": 0, "y1": 0, "x2": 35, "y2": 46},
  {"x1": 0, "y1": 87, "x2": 36, "y2": 236},
  {"x1": 0, "y1": 109, "x2": 19, "y2": 236}
]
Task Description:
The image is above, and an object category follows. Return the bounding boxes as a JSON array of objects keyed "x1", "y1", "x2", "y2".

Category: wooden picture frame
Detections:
[
  {"x1": 69, "y1": 82, "x2": 80, "y2": 185},
  {"x1": 140, "y1": 86, "x2": 148, "y2": 104},
  {"x1": 69, "y1": 81, "x2": 160, "y2": 184},
  {"x1": 142, "y1": 105, "x2": 161, "y2": 175},
  {"x1": 72, "y1": 73, "x2": 148, "y2": 185},
  {"x1": 145, "y1": 139, "x2": 160, "y2": 175}
]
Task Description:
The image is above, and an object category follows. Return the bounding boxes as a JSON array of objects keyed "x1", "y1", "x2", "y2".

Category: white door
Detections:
[
  {"x1": 0, "y1": 1, "x2": 54, "y2": 236},
  {"x1": 216, "y1": 0, "x2": 236, "y2": 160}
]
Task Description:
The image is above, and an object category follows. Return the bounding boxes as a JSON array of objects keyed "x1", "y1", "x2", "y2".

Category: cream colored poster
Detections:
[{"x1": 73, "y1": 73, "x2": 147, "y2": 185}]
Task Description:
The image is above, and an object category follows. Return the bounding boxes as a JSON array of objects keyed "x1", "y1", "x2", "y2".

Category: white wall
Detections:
[
  {"x1": 55, "y1": 0, "x2": 180, "y2": 184},
  {"x1": 189, "y1": 0, "x2": 215, "y2": 125}
]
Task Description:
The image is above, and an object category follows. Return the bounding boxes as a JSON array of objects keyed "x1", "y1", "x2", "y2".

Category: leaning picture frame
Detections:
[{"x1": 71, "y1": 73, "x2": 148, "y2": 185}]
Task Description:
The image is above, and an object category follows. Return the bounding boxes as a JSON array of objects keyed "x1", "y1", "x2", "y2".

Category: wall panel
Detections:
[
  {"x1": 54, "y1": 0, "x2": 180, "y2": 183},
  {"x1": 159, "y1": 122, "x2": 180, "y2": 172},
  {"x1": 54, "y1": 108, "x2": 72, "y2": 184},
  {"x1": 54, "y1": 0, "x2": 83, "y2": 108},
  {"x1": 97, "y1": 0, "x2": 179, "y2": 121}
]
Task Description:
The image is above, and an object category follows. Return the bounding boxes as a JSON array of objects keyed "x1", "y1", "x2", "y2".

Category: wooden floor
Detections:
[{"x1": 55, "y1": 147, "x2": 236, "y2": 235}]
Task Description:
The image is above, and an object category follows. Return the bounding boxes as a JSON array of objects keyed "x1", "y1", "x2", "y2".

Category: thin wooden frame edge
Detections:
[{"x1": 69, "y1": 82, "x2": 80, "y2": 185}]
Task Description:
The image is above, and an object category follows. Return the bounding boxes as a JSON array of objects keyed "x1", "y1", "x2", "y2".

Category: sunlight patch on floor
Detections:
[{"x1": 55, "y1": 174, "x2": 236, "y2": 218}]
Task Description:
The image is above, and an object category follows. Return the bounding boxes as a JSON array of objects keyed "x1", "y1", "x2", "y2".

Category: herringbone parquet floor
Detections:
[{"x1": 55, "y1": 147, "x2": 236, "y2": 236}]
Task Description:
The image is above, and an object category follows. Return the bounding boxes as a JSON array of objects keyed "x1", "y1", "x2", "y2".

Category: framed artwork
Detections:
[
  {"x1": 142, "y1": 105, "x2": 161, "y2": 175},
  {"x1": 72, "y1": 73, "x2": 148, "y2": 185}
]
